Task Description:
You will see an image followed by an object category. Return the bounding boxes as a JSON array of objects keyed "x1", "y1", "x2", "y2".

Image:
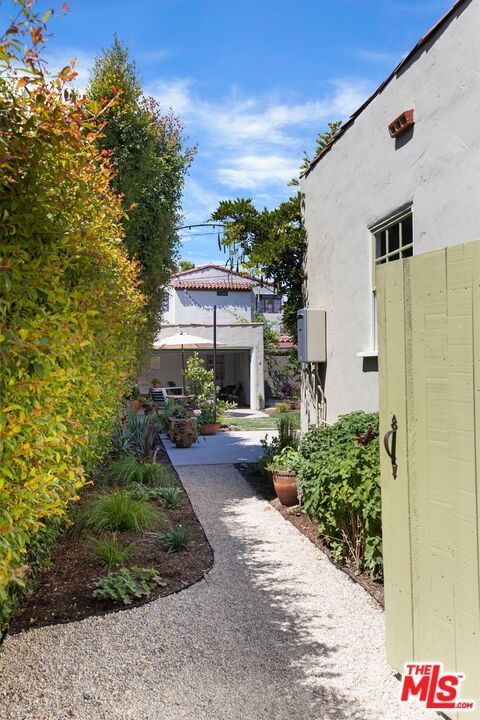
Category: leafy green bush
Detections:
[
  {"x1": 297, "y1": 411, "x2": 382, "y2": 578},
  {"x1": 90, "y1": 534, "x2": 135, "y2": 566},
  {"x1": 275, "y1": 402, "x2": 290, "y2": 414},
  {"x1": 0, "y1": 6, "x2": 146, "y2": 630},
  {"x1": 92, "y1": 567, "x2": 166, "y2": 604},
  {"x1": 266, "y1": 447, "x2": 300, "y2": 472},
  {"x1": 78, "y1": 492, "x2": 163, "y2": 534},
  {"x1": 152, "y1": 526, "x2": 191, "y2": 553}
]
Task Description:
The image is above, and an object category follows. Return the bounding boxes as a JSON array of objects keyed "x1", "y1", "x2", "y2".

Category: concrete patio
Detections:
[{"x1": 162, "y1": 429, "x2": 275, "y2": 466}]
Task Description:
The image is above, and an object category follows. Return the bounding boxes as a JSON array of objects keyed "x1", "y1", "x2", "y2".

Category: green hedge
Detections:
[
  {"x1": 0, "y1": 6, "x2": 145, "y2": 630},
  {"x1": 297, "y1": 411, "x2": 382, "y2": 578}
]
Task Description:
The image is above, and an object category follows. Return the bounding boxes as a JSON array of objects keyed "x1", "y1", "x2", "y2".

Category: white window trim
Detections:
[{"x1": 358, "y1": 205, "x2": 413, "y2": 357}]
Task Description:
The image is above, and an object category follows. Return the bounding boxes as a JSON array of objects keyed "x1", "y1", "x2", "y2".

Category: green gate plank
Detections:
[
  {"x1": 405, "y1": 249, "x2": 457, "y2": 666},
  {"x1": 377, "y1": 261, "x2": 413, "y2": 670},
  {"x1": 447, "y1": 241, "x2": 480, "y2": 715}
]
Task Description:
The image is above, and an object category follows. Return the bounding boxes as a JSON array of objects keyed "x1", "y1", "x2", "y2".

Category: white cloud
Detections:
[
  {"x1": 44, "y1": 47, "x2": 95, "y2": 92},
  {"x1": 356, "y1": 48, "x2": 404, "y2": 65},
  {"x1": 140, "y1": 48, "x2": 173, "y2": 62},
  {"x1": 148, "y1": 76, "x2": 372, "y2": 152},
  {"x1": 147, "y1": 77, "x2": 194, "y2": 114},
  {"x1": 218, "y1": 154, "x2": 299, "y2": 189}
]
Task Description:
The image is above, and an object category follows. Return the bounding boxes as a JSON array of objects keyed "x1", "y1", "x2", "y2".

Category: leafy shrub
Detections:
[
  {"x1": 90, "y1": 534, "x2": 135, "y2": 566},
  {"x1": 152, "y1": 526, "x2": 191, "y2": 553},
  {"x1": 104, "y1": 456, "x2": 173, "y2": 487},
  {"x1": 275, "y1": 402, "x2": 290, "y2": 414},
  {"x1": 92, "y1": 567, "x2": 166, "y2": 604},
  {"x1": 297, "y1": 411, "x2": 382, "y2": 578},
  {"x1": 0, "y1": 6, "x2": 147, "y2": 630},
  {"x1": 78, "y1": 492, "x2": 163, "y2": 534},
  {"x1": 266, "y1": 447, "x2": 300, "y2": 472}
]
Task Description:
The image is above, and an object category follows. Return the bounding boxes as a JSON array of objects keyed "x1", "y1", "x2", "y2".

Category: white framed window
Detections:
[{"x1": 370, "y1": 207, "x2": 413, "y2": 352}]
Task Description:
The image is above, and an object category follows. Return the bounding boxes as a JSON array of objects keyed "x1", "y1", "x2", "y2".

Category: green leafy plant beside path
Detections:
[
  {"x1": 297, "y1": 411, "x2": 382, "y2": 578},
  {"x1": 93, "y1": 567, "x2": 166, "y2": 605}
]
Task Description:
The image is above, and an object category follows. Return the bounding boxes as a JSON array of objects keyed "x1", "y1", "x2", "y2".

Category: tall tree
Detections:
[
  {"x1": 87, "y1": 38, "x2": 196, "y2": 344},
  {"x1": 211, "y1": 123, "x2": 340, "y2": 337}
]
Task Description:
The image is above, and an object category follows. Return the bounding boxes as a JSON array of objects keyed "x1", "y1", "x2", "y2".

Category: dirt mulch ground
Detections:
[
  {"x1": 10, "y1": 449, "x2": 213, "y2": 633},
  {"x1": 236, "y1": 462, "x2": 384, "y2": 607}
]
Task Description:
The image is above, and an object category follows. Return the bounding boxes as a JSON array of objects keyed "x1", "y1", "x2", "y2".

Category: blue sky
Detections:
[{"x1": 1, "y1": 0, "x2": 453, "y2": 264}]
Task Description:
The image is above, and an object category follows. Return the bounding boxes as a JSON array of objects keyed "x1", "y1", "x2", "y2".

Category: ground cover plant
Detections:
[{"x1": 92, "y1": 567, "x2": 166, "y2": 605}]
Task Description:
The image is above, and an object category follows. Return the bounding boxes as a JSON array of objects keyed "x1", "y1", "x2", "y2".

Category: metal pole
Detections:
[{"x1": 213, "y1": 305, "x2": 217, "y2": 420}]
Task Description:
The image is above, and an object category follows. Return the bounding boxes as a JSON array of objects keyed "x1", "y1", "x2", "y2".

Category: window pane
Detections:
[
  {"x1": 401, "y1": 215, "x2": 413, "y2": 246},
  {"x1": 388, "y1": 224, "x2": 400, "y2": 254},
  {"x1": 402, "y1": 245, "x2": 413, "y2": 258},
  {"x1": 376, "y1": 231, "x2": 386, "y2": 258}
]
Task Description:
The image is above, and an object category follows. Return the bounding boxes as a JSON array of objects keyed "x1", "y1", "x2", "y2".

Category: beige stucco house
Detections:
[
  {"x1": 300, "y1": 0, "x2": 480, "y2": 428},
  {"x1": 139, "y1": 264, "x2": 284, "y2": 409}
]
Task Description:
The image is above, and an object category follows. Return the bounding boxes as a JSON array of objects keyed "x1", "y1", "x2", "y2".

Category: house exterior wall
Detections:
[
  {"x1": 151, "y1": 323, "x2": 264, "y2": 409},
  {"x1": 172, "y1": 288, "x2": 254, "y2": 324},
  {"x1": 301, "y1": 0, "x2": 480, "y2": 427}
]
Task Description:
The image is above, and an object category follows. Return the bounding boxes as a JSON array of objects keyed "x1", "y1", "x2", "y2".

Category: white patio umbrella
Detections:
[{"x1": 152, "y1": 332, "x2": 217, "y2": 393}]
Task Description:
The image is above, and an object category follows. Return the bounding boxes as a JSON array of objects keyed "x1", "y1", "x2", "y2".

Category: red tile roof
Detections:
[
  {"x1": 172, "y1": 279, "x2": 253, "y2": 291},
  {"x1": 304, "y1": 0, "x2": 469, "y2": 176},
  {"x1": 277, "y1": 334, "x2": 295, "y2": 348},
  {"x1": 172, "y1": 263, "x2": 274, "y2": 287}
]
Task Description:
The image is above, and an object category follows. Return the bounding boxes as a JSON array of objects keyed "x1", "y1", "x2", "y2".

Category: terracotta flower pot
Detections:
[
  {"x1": 199, "y1": 423, "x2": 221, "y2": 436},
  {"x1": 130, "y1": 399, "x2": 142, "y2": 413},
  {"x1": 272, "y1": 470, "x2": 298, "y2": 507},
  {"x1": 170, "y1": 418, "x2": 196, "y2": 448}
]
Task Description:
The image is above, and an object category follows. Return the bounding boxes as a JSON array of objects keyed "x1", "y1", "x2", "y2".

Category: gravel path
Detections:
[{"x1": 0, "y1": 465, "x2": 432, "y2": 720}]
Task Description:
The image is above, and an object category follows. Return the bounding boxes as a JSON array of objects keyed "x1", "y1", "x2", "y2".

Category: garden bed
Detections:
[
  {"x1": 236, "y1": 462, "x2": 384, "y2": 607},
  {"x1": 10, "y1": 448, "x2": 213, "y2": 633}
]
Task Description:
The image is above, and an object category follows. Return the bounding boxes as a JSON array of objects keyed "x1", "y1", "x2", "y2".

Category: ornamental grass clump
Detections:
[
  {"x1": 78, "y1": 492, "x2": 164, "y2": 534},
  {"x1": 90, "y1": 533, "x2": 135, "y2": 567},
  {"x1": 152, "y1": 526, "x2": 191, "y2": 553},
  {"x1": 104, "y1": 456, "x2": 173, "y2": 487}
]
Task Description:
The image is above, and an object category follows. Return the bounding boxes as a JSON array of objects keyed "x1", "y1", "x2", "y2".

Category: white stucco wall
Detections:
[
  {"x1": 301, "y1": 0, "x2": 480, "y2": 427},
  {"x1": 151, "y1": 323, "x2": 264, "y2": 409},
  {"x1": 172, "y1": 288, "x2": 254, "y2": 324}
]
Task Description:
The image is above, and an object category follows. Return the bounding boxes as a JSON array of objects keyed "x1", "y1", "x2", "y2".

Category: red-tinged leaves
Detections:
[{"x1": 29, "y1": 26, "x2": 43, "y2": 45}]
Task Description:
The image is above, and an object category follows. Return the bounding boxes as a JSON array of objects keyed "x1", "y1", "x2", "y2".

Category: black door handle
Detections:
[{"x1": 383, "y1": 415, "x2": 398, "y2": 479}]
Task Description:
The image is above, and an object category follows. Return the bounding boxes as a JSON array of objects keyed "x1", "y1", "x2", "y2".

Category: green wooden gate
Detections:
[{"x1": 377, "y1": 239, "x2": 480, "y2": 719}]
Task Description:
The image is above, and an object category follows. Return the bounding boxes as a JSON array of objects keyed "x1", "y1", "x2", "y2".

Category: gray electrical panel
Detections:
[{"x1": 297, "y1": 308, "x2": 326, "y2": 363}]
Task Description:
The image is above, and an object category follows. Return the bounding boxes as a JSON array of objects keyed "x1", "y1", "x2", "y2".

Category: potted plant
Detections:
[
  {"x1": 141, "y1": 396, "x2": 155, "y2": 415},
  {"x1": 167, "y1": 401, "x2": 197, "y2": 447},
  {"x1": 266, "y1": 446, "x2": 300, "y2": 506},
  {"x1": 197, "y1": 404, "x2": 221, "y2": 435},
  {"x1": 129, "y1": 385, "x2": 142, "y2": 413}
]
